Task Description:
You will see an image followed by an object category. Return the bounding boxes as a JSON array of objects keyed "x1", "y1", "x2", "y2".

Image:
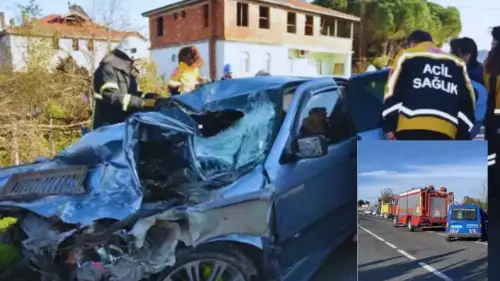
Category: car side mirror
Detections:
[{"x1": 294, "y1": 135, "x2": 328, "y2": 159}]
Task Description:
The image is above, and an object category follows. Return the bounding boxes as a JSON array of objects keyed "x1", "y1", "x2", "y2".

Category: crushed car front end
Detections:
[{"x1": 0, "y1": 78, "x2": 298, "y2": 281}]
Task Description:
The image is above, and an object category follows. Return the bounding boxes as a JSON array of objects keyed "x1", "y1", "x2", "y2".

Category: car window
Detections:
[
  {"x1": 344, "y1": 74, "x2": 388, "y2": 133},
  {"x1": 296, "y1": 90, "x2": 355, "y2": 144}
]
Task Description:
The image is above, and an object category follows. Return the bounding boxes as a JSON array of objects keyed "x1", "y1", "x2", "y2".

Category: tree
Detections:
[
  {"x1": 16, "y1": 0, "x2": 43, "y2": 19},
  {"x1": 463, "y1": 196, "x2": 487, "y2": 210},
  {"x1": 358, "y1": 199, "x2": 365, "y2": 206},
  {"x1": 313, "y1": 0, "x2": 348, "y2": 11},
  {"x1": 313, "y1": 0, "x2": 462, "y2": 60},
  {"x1": 379, "y1": 188, "x2": 394, "y2": 203}
]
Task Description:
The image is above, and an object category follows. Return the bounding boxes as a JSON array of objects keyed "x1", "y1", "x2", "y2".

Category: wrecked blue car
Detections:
[
  {"x1": 0, "y1": 77, "x2": 357, "y2": 281},
  {"x1": 334, "y1": 69, "x2": 487, "y2": 140}
]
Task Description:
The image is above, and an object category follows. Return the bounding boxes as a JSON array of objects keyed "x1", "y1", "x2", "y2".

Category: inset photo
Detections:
[{"x1": 358, "y1": 141, "x2": 488, "y2": 281}]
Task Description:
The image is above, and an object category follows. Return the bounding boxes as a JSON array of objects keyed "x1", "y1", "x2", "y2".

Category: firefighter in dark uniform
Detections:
[
  {"x1": 92, "y1": 36, "x2": 158, "y2": 129},
  {"x1": 382, "y1": 30, "x2": 476, "y2": 140}
]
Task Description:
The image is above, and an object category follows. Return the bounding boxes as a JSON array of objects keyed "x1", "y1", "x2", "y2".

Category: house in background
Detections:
[
  {"x1": 0, "y1": 6, "x2": 147, "y2": 72},
  {"x1": 142, "y1": 0, "x2": 359, "y2": 80}
]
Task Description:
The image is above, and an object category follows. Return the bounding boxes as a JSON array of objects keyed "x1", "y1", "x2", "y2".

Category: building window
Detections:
[
  {"x1": 173, "y1": 12, "x2": 178, "y2": 20},
  {"x1": 181, "y1": 10, "x2": 186, "y2": 18},
  {"x1": 203, "y1": 4, "x2": 209, "y2": 27},
  {"x1": 287, "y1": 12, "x2": 296, "y2": 33},
  {"x1": 87, "y1": 39, "x2": 94, "y2": 51},
  {"x1": 236, "y1": 3, "x2": 249, "y2": 27},
  {"x1": 239, "y1": 52, "x2": 250, "y2": 73},
  {"x1": 72, "y1": 39, "x2": 79, "y2": 51},
  {"x1": 259, "y1": 6, "x2": 270, "y2": 29},
  {"x1": 265, "y1": 53, "x2": 271, "y2": 72},
  {"x1": 305, "y1": 15, "x2": 314, "y2": 36},
  {"x1": 334, "y1": 63, "x2": 345, "y2": 75},
  {"x1": 52, "y1": 34, "x2": 60, "y2": 50},
  {"x1": 156, "y1": 16, "x2": 164, "y2": 36}
]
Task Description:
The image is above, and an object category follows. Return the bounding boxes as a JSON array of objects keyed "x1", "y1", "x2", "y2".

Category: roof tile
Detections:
[{"x1": 3, "y1": 14, "x2": 144, "y2": 41}]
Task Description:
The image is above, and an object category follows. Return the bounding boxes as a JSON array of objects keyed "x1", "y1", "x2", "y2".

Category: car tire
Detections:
[
  {"x1": 156, "y1": 243, "x2": 259, "y2": 281},
  {"x1": 445, "y1": 236, "x2": 452, "y2": 242},
  {"x1": 392, "y1": 216, "x2": 398, "y2": 227},
  {"x1": 478, "y1": 234, "x2": 487, "y2": 242}
]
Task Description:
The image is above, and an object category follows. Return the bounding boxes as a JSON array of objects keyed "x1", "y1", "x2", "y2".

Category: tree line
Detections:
[{"x1": 313, "y1": 0, "x2": 462, "y2": 68}]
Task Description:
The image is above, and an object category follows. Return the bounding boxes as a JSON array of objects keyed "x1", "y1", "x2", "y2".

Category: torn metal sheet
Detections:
[{"x1": 20, "y1": 213, "x2": 76, "y2": 253}]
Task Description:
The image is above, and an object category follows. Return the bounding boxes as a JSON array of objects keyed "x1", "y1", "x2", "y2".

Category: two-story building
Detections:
[
  {"x1": 142, "y1": 0, "x2": 360, "y2": 80},
  {"x1": 0, "y1": 8, "x2": 146, "y2": 72}
]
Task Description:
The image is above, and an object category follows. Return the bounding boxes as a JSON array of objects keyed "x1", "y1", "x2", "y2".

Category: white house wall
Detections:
[
  {"x1": 150, "y1": 41, "x2": 210, "y2": 80},
  {"x1": 2, "y1": 35, "x2": 145, "y2": 72},
  {"x1": 217, "y1": 41, "x2": 288, "y2": 78},
  {"x1": 51, "y1": 38, "x2": 119, "y2": 71}
]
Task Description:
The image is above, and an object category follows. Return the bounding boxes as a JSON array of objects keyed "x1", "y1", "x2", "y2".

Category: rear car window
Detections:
[
  {"x1": 451, "y1": 208, "x2": 477, "y2": 221},
  {"x1": 343, "y1": 71, "x2": 389, "y2": 133}
]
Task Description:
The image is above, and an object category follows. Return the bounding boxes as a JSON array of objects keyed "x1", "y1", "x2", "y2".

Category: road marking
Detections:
[
  {"x1": 418, "y1": 262, "x2": 453, "y2": 281},
  {"x1": 359, "y1": 225, "x2": 386, "y2": 242},
  {"x1": 359, "y1": 225, "x2": 454, "y2": 281},
  {"x1": 476, "y1": 241, "x2": 488, "y2": 245},
  {"x1": 385, "y1": 242, "x2": 397, "y2": 249},
  {"x1": 397, "y1": 249, "x2": 416, "y2": 260}
]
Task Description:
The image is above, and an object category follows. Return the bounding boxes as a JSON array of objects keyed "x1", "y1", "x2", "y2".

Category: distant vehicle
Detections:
[
  {"x1": 393, "y1": 185, "x2": 454, "y2": 231},
  {"x1": 446, "y1": 204, "x2": 488, "y2": 242},
  {"x1": 364, "y1": 209, "x2": 372, "y2": 215}
]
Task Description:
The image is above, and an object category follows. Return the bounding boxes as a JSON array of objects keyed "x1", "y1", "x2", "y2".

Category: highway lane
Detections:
[{"x1": 358, "y1": 215, "x2": 487, "y2": 281}]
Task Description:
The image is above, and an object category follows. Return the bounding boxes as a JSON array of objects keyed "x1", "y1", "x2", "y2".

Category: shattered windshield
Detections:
[{"x1": 193, "y1": 94, "x2": 277, "y2": 179}]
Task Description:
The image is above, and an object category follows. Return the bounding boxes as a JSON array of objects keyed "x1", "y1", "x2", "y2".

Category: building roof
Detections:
[
  {"x1": 0, "y1": 14, "x2": 145, "y2": 42},
  {"x1": 142, "y1": 0, "x2": 360, "y2": 22}
]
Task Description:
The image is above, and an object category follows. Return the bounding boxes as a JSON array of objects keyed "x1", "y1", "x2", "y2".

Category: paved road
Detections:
[
  {"x1": 310, "y1": 234, "x2": 357, "y2": 281},
  {"x1": 358, "y1": 215, "x2": 488, "y2": 281}
]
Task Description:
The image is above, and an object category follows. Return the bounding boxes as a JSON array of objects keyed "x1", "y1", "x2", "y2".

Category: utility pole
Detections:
[{"x1": 359, "y1": 0, "x2": 367, "y2": 72}]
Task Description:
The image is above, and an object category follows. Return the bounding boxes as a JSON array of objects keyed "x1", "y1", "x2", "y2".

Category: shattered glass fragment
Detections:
[{"x1": 193, "y1": 98, "x2": 276, "y2": 178}]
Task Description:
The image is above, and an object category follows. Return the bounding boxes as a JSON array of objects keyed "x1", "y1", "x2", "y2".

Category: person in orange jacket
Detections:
[{"x1": 167, "y1": 45, "x2": 207, "y2": 96}]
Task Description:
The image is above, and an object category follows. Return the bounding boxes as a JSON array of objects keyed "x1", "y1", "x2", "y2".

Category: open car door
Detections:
[{"x1": 340, "y1": 69, "x2": 487, "y2": 140}]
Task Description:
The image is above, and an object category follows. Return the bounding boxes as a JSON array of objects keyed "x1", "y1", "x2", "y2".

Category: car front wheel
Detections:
[{"x1": 157, "y1": 243, "x2": 259, "y2": 281}]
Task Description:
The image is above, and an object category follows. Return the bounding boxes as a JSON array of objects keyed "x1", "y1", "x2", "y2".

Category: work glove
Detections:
[{"x1": 142, "y1": 99, "x2": 157, "y2": 109}]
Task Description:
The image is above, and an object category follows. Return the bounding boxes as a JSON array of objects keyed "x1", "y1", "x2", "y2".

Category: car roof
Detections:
[
  {"x1": 172, "y1": 76, "x2": 312, "y2": 111},
  {"x1": 450, "y1": 204, "x2": 481, "y2": 209}
]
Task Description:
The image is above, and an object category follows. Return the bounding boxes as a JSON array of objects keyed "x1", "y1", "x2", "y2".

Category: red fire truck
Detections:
[{"x1": 392, "y1": 185, "x2": 454, "y2": 231}]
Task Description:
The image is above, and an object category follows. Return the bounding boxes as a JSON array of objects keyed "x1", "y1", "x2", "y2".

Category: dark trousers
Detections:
[
  {"x1": 395, "y1": 130, "x2": 452, "y2": 140},
  {"x1": 488, "y1": 137, "x2": 499, "y2": 281}
]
